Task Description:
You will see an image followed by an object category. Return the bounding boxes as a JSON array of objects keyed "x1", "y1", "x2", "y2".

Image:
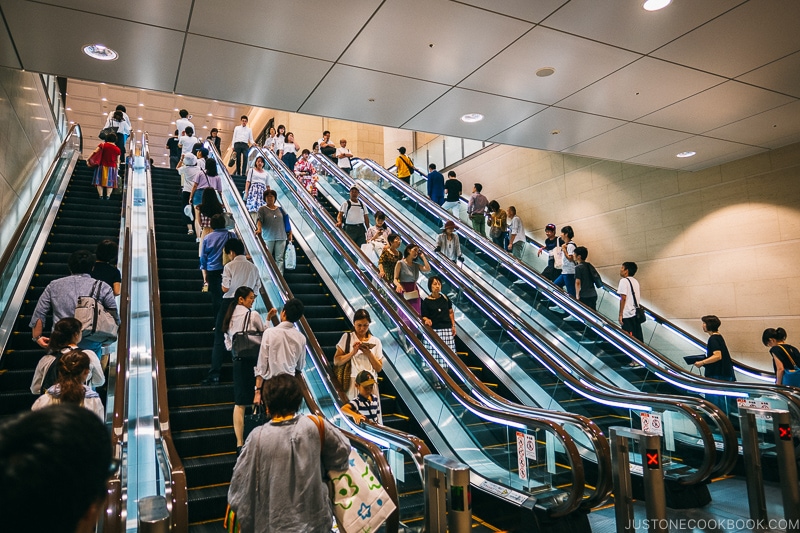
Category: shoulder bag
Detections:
[
  {"x1": 87, "y1": 145, "x2": 103, "y2": 168},
  {"x1": 334, "y1": 333, "x2": 352, "y2": 389},
  {"x1": 75, "y1": 280, "x2": 118, "y2": 344},
  {"x1": 284, "y1": 242, "x2": 297, "y2": 270},
  {"x1": 626, "y1": 278, "x2": 647, "y2": 324},
  {"x1": 778, "y1": 345, "x2": 800, "y2": 387},
  {"x1": 231, "y1": 310, "x2": 262, "y2": 361},
  {"x1": 309, "y1": 415, "x2": 397, "y2": 533}
]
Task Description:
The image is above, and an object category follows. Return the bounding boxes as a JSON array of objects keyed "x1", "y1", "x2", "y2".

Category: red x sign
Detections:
[
  {"x1": 779, "y1": 424, "x2": 792, "y2": 441},
  {"x1": 645, "y1": 449, "x2": 660, "y2": 469}
]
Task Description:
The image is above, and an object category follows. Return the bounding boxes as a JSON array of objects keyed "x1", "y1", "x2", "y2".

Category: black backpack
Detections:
[{"x1": 586, "y1": 262, "x2": 604, "y2": 289}]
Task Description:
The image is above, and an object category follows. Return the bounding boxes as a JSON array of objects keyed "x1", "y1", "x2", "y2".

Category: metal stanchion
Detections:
[
  {"x1": 424, "y1": 455, "x2": 472, "y2": 533},
  {"x1": 138, "y1": 495, "x2": 170, "y2": 533},
  {"x1": 739, "y1": 406, "x2": 800, "y2": 532},
  {"x1": 610, "y1": 426, "x2": 667, "y2": 533}
]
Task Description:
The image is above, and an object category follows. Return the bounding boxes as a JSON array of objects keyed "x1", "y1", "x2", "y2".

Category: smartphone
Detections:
[{"x1": 360, "y1": 342, "x2": 375, "y2": 350}]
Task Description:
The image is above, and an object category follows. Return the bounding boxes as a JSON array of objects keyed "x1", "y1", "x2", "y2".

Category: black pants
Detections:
[
  {"x1": 580, "y1": 295, "x2": 597, "y2": 310},
  {"x1": 344, "y1": 224, "x2": 366, "y2": 247},
  {"x1": 208, "y1": 300, "x2": 231, "y2": 378},
  {"x1": 622, "y1": 316, "x2": 644, "y2": 342},
  {"x1": 170, "y1": 155, "x2": 181, "y2": 169},
  {"x1": 181, "y1": 191, "x2": 192, "y2": 225},
  {"x1": 233, "y1": 142, "x2": 249, "y2": 175}
]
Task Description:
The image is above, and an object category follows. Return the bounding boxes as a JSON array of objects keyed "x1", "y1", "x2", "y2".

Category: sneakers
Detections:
[
  {"x1": 624, "y1": 361, "x2": 643, "y2": 368},
  {"x1": 200, "y1": 376, "x2": 220, "y2": 385}
]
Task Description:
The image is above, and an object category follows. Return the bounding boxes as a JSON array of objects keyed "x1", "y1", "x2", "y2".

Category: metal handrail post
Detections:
[{"x1": 424, "y1": 455, "x2": 472, "y2": 533}]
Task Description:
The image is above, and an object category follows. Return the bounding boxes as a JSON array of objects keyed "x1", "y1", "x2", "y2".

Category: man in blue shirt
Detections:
[
  {"x1": 426, "y1": 163, "x2": 444, "y2": 206},
  {"x1": 200, "y1": 214, "x2": 235, "y2": 321}
]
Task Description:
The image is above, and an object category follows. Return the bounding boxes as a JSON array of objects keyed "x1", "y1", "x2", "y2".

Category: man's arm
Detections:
[{"x1": 618, "y1": 294, "x2": 627, "y2": 325}]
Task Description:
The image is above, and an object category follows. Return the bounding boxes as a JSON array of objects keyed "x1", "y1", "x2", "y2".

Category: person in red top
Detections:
[{"x1": 90, "y1": 132, "x2": 121, "y2": 200}]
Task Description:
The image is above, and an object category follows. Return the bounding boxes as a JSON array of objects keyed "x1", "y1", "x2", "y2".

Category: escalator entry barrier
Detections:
[
  {"x1": 609, "y1": 427, "x2": 666, "y2": 533},
  {"x1": 138, "y1": 495, "x2": 169, "y2": 533},
  {"x1": 424, "y1": 455, "x2": 471, "y2": 533},
  {"x1": 739, "y1": 407, "x2": 800, "y2": 531}
]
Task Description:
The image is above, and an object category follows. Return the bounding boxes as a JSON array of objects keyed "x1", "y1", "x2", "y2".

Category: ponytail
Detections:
[{"x1": 56, "y1": 350, "x2": 90, "y2": 405}]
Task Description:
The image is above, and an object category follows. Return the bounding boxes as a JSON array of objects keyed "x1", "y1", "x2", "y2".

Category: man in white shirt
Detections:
[
  {"x1": 618, "y1": 261, "x2": 644, "y2": 345},
  {"x1": 318, "y1": 130, "x2": 336, "y2": 161},
  {"x1": 336, "y1": 138, "x2": 354, "y2": 174},
  {"x1": 336, "y1": 186, "x2": 370, "y2": 247},
  {"x1": 175, "y1": 109, "x2": 194, "y2": 136},
  {"x1": 178, "y1": 126, "x2": 199, "y2": 155},
  {"x1": 506, "y1": 206, "x2": 526, "y2": 259},
  {"x1": 231, "y1": 115, "x2": 254, "y2": 176},
  {"x1": 253, "y1": 298, "x2": 306, "y2": 403}
]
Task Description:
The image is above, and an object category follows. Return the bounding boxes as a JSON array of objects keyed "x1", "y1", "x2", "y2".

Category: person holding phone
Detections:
[
  {"x1": 333, "y1": 309, "x2": 384, "y2": 400},
  {"x1": 393, "y1": 243, "x2": 431, "y2": 314}
]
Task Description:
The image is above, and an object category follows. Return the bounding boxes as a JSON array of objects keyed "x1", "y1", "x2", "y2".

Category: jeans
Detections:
[
  {"x1": 344, "y1": 224, "x2": 367, "y2": 247},
  {"x1": 470, "y1": 215, "x2": 486, "y2": 236},
  {"x1": 265, "y1": 239, "x2": 287, "y2": 274},
  {"x1": 511, "y1": 241, "x2": 525, "y2": 259},
  {"x1": 233, "y1": 142, "x2": 249, "y2": 175},
  {"x1": 170, "y1": 155, "x2": 181, "y2": 169},
  {"x1": 442, "y1": 201, "x2": 460, "y2": 219},
  {"x1": 553, "y1": 273, "x2": 576, "y2": 297}
]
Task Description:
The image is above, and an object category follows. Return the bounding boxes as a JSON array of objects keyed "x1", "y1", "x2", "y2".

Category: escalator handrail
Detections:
[
  {"x1": 252, "y1": 148, "x2": 593, "y2": 517},
  {"x1": 352, "y1": 157, "x2": 800, "y2": 415},
  {"x1": 315, "y1": 153, "x2": 736, "y2": 482},
  {"x1": 206, "y1": 141, "x2": 433, "y2": 477}
]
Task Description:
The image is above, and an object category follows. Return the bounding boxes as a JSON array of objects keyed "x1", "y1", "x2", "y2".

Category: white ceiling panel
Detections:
[
  {"x1": 299, "y1": 64, "x2": 449, "y2": 128},
  {"x1": 564, "y1": 123, "x2": 691, "y2": 161},
  {"x1": 637, "y1": 81, "x2": 794, "y2": 134},
  {"x1": 403, "y1": 88, "x2": 545, "y2": 140},
  {"x1": 1, "y1": 1, "x2": 184, "y2": 92},
  {"x1": 626, "y1": 135, "x2": 764, "y2": 170},
  {"x1": 653, "y1": 0, "x2": 800, "y2": 78},
  {"x1": 460, "y1": 26, "x2": 639, "y2": 105},
  {"x1": 176, "y1": 35, "x2": 332, "y2": 112},
  {"x1": 737, "y1": 51, "x2": 800, "y2": 98},
  {"x1": 31, "y1": 0, "x2": 193, "y2": 30},
  {"x1": 190, "y1": 0, "x2": 381, "y2": 62},
  {"x1": 543, "y1": 0, "x2": 739, "y2": 54},
  {"x1": 705, "y1": 100, "x2": 800, "y2": 149},
  {"x1": 340, "y1": 0, "x2": 533, "y2": 85},
  {"x1": 0, "y1": 16, "x2": 19, "y2": 69},
  {"x1": 558, "y1": 57, "x2": 724, "y2": 121},
  {"x1": 454, "y1": 0, "x2": 567, "y2": 24},
  {"x1": 490, "y1": 107, "x2": 625, "y2": 152}
]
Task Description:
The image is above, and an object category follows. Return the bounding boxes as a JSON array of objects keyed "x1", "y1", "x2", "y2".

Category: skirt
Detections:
[
  {"x1": 282, "y1": 152, "x2": 297, "y2": 171},
  {"x1": 400, "y1": 281, "x2": 421, "y2": 314},
  {"x1": 423, "y1": 327, "x2": 455, "y2": 371},
  {"x1": 92, "y1": 165, "x2": 118, "y2": 188},
  {"x1": 245, "y1": 181, "x2": 267, "y2": 213}
]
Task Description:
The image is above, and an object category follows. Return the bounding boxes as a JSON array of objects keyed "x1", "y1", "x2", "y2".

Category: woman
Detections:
[
  {"x1": 393, "y1": 242, "x2": 431, "y2": 314},
  {"x1": 224, "y1": 286, "x2": 276, "y2": 453},
  {"x1": 275, "y1": 124, "x2": 286, "y2": 157},
  {"x1": 763, "y1": 327, "x2": 800, "y2": 385},
  {"x1": 244, "y1": 156, "x2": 272, "y2": 217},
  {"x1": 293, "y1": 149, "x2": 318, "y2": 196},
  {"x1": 227, "y1": 374, "x2": 350, "y2": 533},
  {"x1": 435, "y1": 220, "x2": 462, "y2": 262},
  {"x1": 281, "y1": 132, "x2": 299, "y2": 171},
  {"x1": 207, "y1": 127, "x2": 221, "y2": 153},
  {"x1": 487, "y1": 200, "x2": 508, "y2": 248},
  {"x1": 190, "y1": 158, "x2": 222, "y2": 237},
  {"x1": 30, "y1": 317, "x2": 104, "y2": 396},
  {"x1": 32, "y1": 349, "x2": 105, "y2": 420},
  {"x1": 421, "y1": 275, "x2": 456, "y2": 356},
  {"x1": 263, "y1": 126, "x2": 277, "y2": 153},
  {"x1": 198, "y1": 188, "x2": 224, "y2": 253},
  {"x1": 90, "y1": 132, "x2": 121, "y2": 200},
  {"x1": 256, "y1": 189, "x2": 292, "y2": 274},
  {"x1": 334, "y1": 309, "x2": 384, "y2": 401},
  {"x1": 378, "y1": 233, "x2": 401, "y2": 283}
]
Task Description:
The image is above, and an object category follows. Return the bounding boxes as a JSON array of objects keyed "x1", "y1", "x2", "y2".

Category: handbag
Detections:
[
  {"x1": 74, "y1": 280, "x2": 118, "y2": 345},
  {"x1": 98, "y1": 125, "x2": 117, "y2": 140},
  {"x1": 284, "y1": 243, "x2": 297, "y2": 270},
  {"x1": 243, "y1": 404, "x2": 268, "y2": 442},
  {"x1": 231, "y1": 310, "x2": 262, "y2": 361},
  {"x1": 403, "y1": 289, "x2": 420, "y2": 300},
  {"x1": 334, "y1": 333, "x2": 353, "y2": 389},
  {"x1": 309, "y1": 415, "x2": 397, "y2": 533},
  {"x1": 778, "y1": 345, "x2": 800, "y2": 387},
  {"x1": 87, "y1": 146, "x2": 103, "y2": 168},
  {"x1": 183, "y1": 204, "x2": 194, "y2": 221},
  {"x1": 626, "y1": 278, "x2": 646, "y2": 324}
]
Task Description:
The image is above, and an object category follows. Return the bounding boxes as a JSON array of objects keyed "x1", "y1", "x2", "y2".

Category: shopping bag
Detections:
[
  {"x1": 284, "y1": 243, "x2": 297, "y2": 270},
  {"x1": 329, "y1": 448, "x2": 397, "y2": 533},
  {"x1": 87, "y1": 147, "x2": 103, "y2": 168}
]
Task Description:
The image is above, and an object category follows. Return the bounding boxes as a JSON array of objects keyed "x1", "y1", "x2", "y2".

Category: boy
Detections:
[
  {"x1": 342, "y1": 370, "x2": 382, "y2": 425},
  {"x1": 573, "y1": 246, "x2": 599, "y2": 310}
]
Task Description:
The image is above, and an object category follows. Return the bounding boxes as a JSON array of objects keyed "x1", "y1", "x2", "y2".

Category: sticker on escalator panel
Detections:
[
  {"x1": 525, "y1": 434, "x2": 537, "y2": 460},
  {"x1": 640, "y1": 412, "x2": 663, "y2": 436},
  {"x1": 516, "y1": 431, "x2": 527, "y2": 480},
  {"x1": 478, "y1": 480, "x2": 529, "y2": 505}
]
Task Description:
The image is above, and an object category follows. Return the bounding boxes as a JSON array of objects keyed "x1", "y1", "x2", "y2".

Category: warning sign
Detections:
[
  {"x1": 640, "y1": 412, "x2": 663, "y2": 436},
  {"x1": 525, "y1": 434, "x2": 537, "y2": 461},
  {"x1": 516, "y1": 432, "x2": 527, "y2": 480}
]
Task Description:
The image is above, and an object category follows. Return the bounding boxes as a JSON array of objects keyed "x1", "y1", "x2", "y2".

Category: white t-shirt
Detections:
[
  {"x1": 175, "y1": 118, "x2": 194, "y2": 136},
  {"x1": 509, "y1": 216, "x2": 524, "y2": 240},
  {"x1": 178, "y1": 135, "x2": 199, "y2": 155},
  {"x1": 559, "y1": 242, "x2": 577, "y2": 275},
  {"x1": 232, "y1": 125, "x2": 254, "y2": 144},
  {"x1": 617, "y1": 276, "x2": 641, "y2": 319},
  {"x1": 178, "y1": 165, "x2": 202, "y2": 192},
  {"x1": 224, "y1": 305, "x2": 265, "y2": 351},
  {"x1": 336, "y1": 146, "x2": 353, "y2": 168},
  {"x1": 336, "y1": 332, "x2": 383, "y2": 399},
  {"x1": 340, "y1": 199, "x2": 366, "y2": 225},
  {"x1": 247, "y1": 168, "x2": 269, "y2": 186}
]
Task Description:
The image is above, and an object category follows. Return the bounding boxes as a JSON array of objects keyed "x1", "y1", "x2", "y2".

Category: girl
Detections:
[
  {"x1": 30, "y1": 317, "x2": 104, "y2": 395},
  {"x1": 244, "y1": 156, "x2": 272, "y2": 218},
  {"x1": 32, "y1": 349, "x2": 105, "y2": 420},
  {"x1": 334, "y1": 309, "x2": 384, "y2": 401},
  {"x1": 281, "y1": 132, "x2": 299, "y2": 171},
  {"x1": 762, "y1": 327, "x2": 800, "y2": 385},
  {"x1": 421, "y1": 275, "x2": 456, "y2": 355}
]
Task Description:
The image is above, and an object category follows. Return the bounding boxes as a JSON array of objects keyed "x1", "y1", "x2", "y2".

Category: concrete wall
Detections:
[
  {"x1": 450, "y1": 142, "x2": 800, "y2": 368},
  {"x1": 0, "y1": 67, "x2": 61, "y2": 258}
]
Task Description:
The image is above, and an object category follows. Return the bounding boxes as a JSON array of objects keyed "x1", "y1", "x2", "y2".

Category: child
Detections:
[
  {"x1": 342, "y1": 371, "x2": 382, "y2": 425},
  {"x1": 573, "y1": 246, "x2": 599, "y2": 310}
]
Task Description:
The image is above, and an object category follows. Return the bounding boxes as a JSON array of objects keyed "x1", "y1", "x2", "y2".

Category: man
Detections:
[
  {"x1": 231, "y1": 115, "x2": 254, "y2": 176},
  {"x1": 440, "y1": 171, "x2": 462, "y2": 219},
  {"x1": 618, "y1": 261, "x2": 644, "y2": 344},
  {"x1": 0, "y1": 405, "x2": 114, "y2": 533},
  {"x1": 506, "y1": 206, "x2": 526, "y2": 259},
  {"x1": 573, "y1": 246, "x2": 598, "y2": 311},
  {"x1": 200, "y1": 215, "x2": 235, "y2": 331},
  {"x1": 336, "y1": 138, "x2": 354, "y2": 174},
  {"x1": 203, "y1": 238, "x2": 262, "y2": 385},
  {"x1": 336, "y1": 186, "x2": 370, "y2": 247},
  {"x1": 467, "y1": 183, "x2": 489, "y2": 235},
  {"x1": 537, "y1": 223, "x2": 561, "y2": 281},
  {"x1": 166, "y1": 129, "x2": 181, "y2": 169},
  {"x1": 253, "y1": 298, "x2": 307, "y2": 403},
  {"x1": 30, "y1": 250, "x2": 119, "y2": 352},
  {"x1": 175, "y1": 109, "x2": 194, "y2": 136},
  {"x1": 178, "y1": 126, "x2": 199, "y2": 156},
  {"x1": 427, "y1": 163, "x2": 445, "y2": 206},
  {"x1": 395, "y1": 146, "x2": 414, "y2": 183},
  {"x1": 318, "y1": 130, "x2": 337, "y2": 161}
]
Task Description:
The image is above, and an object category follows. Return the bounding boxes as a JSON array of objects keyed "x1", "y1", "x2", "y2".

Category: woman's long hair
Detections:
[
  {"x1": 223, "y1": 286, "x2": 255, "y2": 332},
  {"x1": 199, "y1": 188, "x2": 223, "y2": 218},
  {"x1": 56, "y1": 350, "x2": 90, "y2": 405},
  {"x1": 48, "y1": 317, "x2": 82, "y2": 353}
]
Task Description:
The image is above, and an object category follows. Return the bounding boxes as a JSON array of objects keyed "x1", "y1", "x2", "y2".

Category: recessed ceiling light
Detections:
[
  {"x1": 69, "y1": 121, "x2": 75, "y2": 124},
  {"x1": 676, "y1": 151, "x2": 696, "y2": 158},
  {"x1": 137, "y1": 117, "x2": 143, "y2": 120},
  {"x1": 40, "y1": 130, "x2": 50, "y2": 133},
  {"x1": 83, "y1": 44, "x2": 118, "y2": 61},
  {"x1": 137, "y1": 129, "x2": 142, "y2": 133},
  {"x1": 103, "y1": 112, "x2": 108, "y2": 116},
  {"x1": 170, "y1": 121, "x2": 175, "y2": 125},
  {"x1": 139, "y1": 103, "x2": 144, "y2": 107},
  {"x1": 643, "y1": 0, "x2": 671, "y2": 11},
  {"x1": 461, "y1": 113, "x2": 484, "y2": 123},
  {"x1": 203, "y1": 125, "x2": 208, "y2": 129},
  {"x1": 207, "y1": 113, "x2": 213, "y2": 116},
  {"x1": 101, "y1": 97, "x2": 107, "y2": 101},
  {"x1": 173, "y1": 108, "x2": 179, "y2": 112},
  {"x1": 66, "y1": 107, "x2": 72, "y2": 111},
  {"x1": 536, "y1": 67, "x2": 556, "y2": 77}
]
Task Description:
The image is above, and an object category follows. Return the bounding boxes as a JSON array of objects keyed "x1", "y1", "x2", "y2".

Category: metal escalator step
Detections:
[
  {"x1": 184, "y1": 453, "x2": 237, "y2": 489},
  {"x1": 186, "y1": 484, "x2": 228, "y2": 524},
  {"x1": 173, "y1": 427, "x2": 236, "y2": 458}
]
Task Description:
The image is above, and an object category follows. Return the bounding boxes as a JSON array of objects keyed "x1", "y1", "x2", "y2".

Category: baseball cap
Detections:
[
  {"x1": 397, "y1": 146, "x2": 406, "y2": 154},
  {"x1": 355, "y1": 371, "x2": 375, "y2": 387},
  {"x1": 545, "y1": 223, "x2": 556, "y2": 231}
]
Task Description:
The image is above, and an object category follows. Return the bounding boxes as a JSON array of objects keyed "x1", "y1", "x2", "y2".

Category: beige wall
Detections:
[
  {"x1": 383, "y1": 128, "x2": 414, "y2": 169},
  {"x1": 451, "y1": 142, "x2": 800, "y2": 368}
]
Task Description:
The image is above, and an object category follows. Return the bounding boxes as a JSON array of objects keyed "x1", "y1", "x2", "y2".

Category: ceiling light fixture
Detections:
[
  {"x1": 461, "y1": 113, "x2": 484, "y2": 123},
  {"x1": 676, "y1": 151, "x2": 696, "y2": 158},
  {"x1": 139, "y1": 103, "x2": 144, "y2": 107},
  {"x1": 82, "y1": 44, "x2": 118, "y2": 61},
  {"x1": 643, "y1": 0, "x2": 671, "y2": 11},
  {"x1": 66, "y1": 107, "x2": 72, "y2": 111},
  {"x1": 536, "y1": 67, "x2": 556, "y2": 77},
  {"x1": 207, "y1": 113, "x2": 213, "y2": 116}
]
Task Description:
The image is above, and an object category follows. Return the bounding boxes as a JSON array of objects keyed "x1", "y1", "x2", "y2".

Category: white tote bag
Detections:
[
  {"x1": 329, "y1": 448, "x2": 397, "y2": 533},
  {"x1": 284, "y1": 242, "x2": 297, "y2": 270}
]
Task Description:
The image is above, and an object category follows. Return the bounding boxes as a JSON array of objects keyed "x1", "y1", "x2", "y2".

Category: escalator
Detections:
[{"x1": 0, "y1": 159, "x2": 123, "y2": 421}]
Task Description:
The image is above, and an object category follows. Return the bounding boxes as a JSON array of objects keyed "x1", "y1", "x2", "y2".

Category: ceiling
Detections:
[{"x1": 2, "y1": 0, "x2": 800, "y2": 171}]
